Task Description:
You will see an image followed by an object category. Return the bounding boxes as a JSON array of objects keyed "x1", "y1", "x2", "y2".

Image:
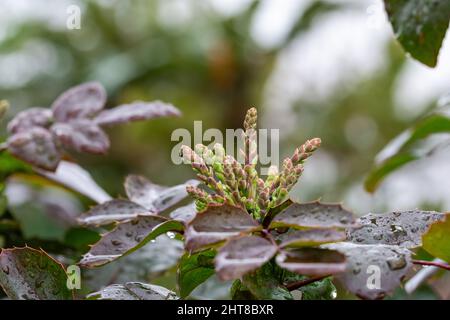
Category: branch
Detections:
[
  {"x1": 285, "y1": 275, "x2": 330, "y2": 291},
  {"x1": 405, "y1": 258, "x2": 447, "y2": 294},
  {"x1": 412, "y1": 259, "x2": 450, "y2": 271}
]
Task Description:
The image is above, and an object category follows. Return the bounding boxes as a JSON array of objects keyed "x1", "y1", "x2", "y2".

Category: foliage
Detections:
[{"x1": 1, "y1": 0, "x2": 450, "y2": 301}]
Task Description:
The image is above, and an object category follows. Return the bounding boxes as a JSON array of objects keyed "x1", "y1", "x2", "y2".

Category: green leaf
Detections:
[
  {"x1": 177, "y1": 249, "x2": 216, "y2": 298},
  {"x1": 240, "y1": 263, "x2": 293, "y2": 300},
  {"x1": 79, "y1": 216, "x2": 184, "y2": 267},
  {"x1": 0, "y1": 247, "x2": 73, "y2": 300},
  {"x1": 299, "y1": 277, "x2": 337, "y2": 300},
  {"x1": 347, "y1": 210, "x2": 444, "y2": 248},
  {"x1": 184, "y1": 204, "x2": 260, "y2": 252},
  {"x1": 87, "y1": 282, "x2": 178, "y2": 300},
  {"x1": 422, "y1": 213, "x2": 450, "y2": 262},
  {"x1": 276, "y1": 248, "x2": 346, "y2": 276},
  {"x1": 215, "y1": 236, "x2": 277, "y2": 281},
  {"x1": 384, "y1": 0, "x2": 450, "y2": 67},
  {"x1": 325, "y1": 243, "x2": 413, "y2": 300},
  {"x1": 277, "y1": 228, "x2": 346, "y2": 248},
  {"x1": 269, "y1": 201, "x2": 356, "y2": 230},
  {"x1": 365, "y1": 114, "x2": 450, "y2": 192},
  {"x1": 83, "y1": 235, "x2": 183, "y2": 292}
]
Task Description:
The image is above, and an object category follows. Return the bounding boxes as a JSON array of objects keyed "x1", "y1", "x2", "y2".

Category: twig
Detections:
[
  {"x1": 412, "y1": 259, "x2": 450, "y2": 271},
  {"x1": 405, "y1": 258, "x2": 447, "y2": 294},
  {"x1": 285, "y1": 275, "x2": 330, "y2": 291}
]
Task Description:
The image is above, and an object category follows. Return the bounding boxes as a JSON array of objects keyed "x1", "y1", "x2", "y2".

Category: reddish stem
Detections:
[
  {"x1": 285, "y1": 275, "x2": 330, "y2": 291},
  {"x1": 412, "y1": 259, "x2": 450, "y2": 271}
]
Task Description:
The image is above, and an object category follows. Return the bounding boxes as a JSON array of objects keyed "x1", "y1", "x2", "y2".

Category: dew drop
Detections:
[
  {"x1": 2, "y1": 265, "x2": 9, "y2": 275},
  {"x1": 166, "y1": 232, "x2": 175, "y2": 239},
  {"x1": 111, "y1": 240, "x2": 122, "y2": 246},
  {"x1": 387, "y1": 255, "x2": 407, "y2": 270}
]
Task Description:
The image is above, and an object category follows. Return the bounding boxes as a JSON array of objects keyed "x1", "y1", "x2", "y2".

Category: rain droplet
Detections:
[
  {"x1": 166, "y1": 232, "x2": 175, "y2": 239},
  {"x1": 353, "y1": 267, "x2": 361, "y2": 275},
  {"x1": 1, "y1": 265, "x2": 9, "y2": 275},
  {"x1": 111, "y1": 240, "x2": 122, "y2": 246},
  {"x1": 387, "y1": 255, "x2": 407, "y2": 270}
]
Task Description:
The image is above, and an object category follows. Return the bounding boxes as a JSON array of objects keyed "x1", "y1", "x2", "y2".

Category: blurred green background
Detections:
[{"x1": 1, "y1": 0, "x2": 450, "y2": 299}]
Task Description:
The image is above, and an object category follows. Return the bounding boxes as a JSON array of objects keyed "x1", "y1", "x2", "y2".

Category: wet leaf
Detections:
[
  {"x1": 365, "y1": 114, "x2": 450, "y2": 192},
  {"x1": 299, "y1": 277, "x2": 337, "y2": 300},
  {"x1": 95, "y1": 100, "x2": 181, "y2": 126},
  {"x1": 84, "y1": 235, "x2": 183, "y2": 291},
  {"x1": 51, "y1": 120, "x2": 110, "y2": 154},
  {"x1": 79, "y1": 216, "x2": 184, "y2": 267},
  {"x1": 124, "y1": 175, "x2": 166, "y2": 210},
  {"x1": 35, "y1": 160, "x2": 112, "y2": 204},
  {"x1": 422, "y1": 213, "x2": 450, "y2": 262},
  {"x1": 184, "y1": 204, "x2": 260, "y2": 252},
  {"x1": 384, "y1": 0, "x2": 450, "y2": 67},
  {"x1": 87, "y1": 282, "x2": 178, "y2": 300},
  {"x1": 269, "y1": 201, "x2": 356, "y2": 230},
  {"x1": 278, "y1": 229, "x2": 346, "y2": 248},
  {"x1": 325, "y1": 242, "x2": 413, "y2": 300},
  {"x1": 215, "y1": 236, "x2": 278, "y2": 281},
  {"x1": 276, "y1": 248, "x2": 346, "y2": 276},
  {"x1": 124, "y1": 175, "x2": 198, "y2": 212},
  {"x1": 77, "y1": 199, "x2": 149, "y2": 226},
  {"x1": 0, "y1": 247, "x2": 73, "y2": 300},
  {"x1": 177, "y1": 250, "x2": 216, "y2": 298},
  {"x1": 7, "y1": 127, "x2": 61, "y2": 170},
  {"x1": 151, "y1": 180, "x2": 199, "y2": 212},
  {"x1": 240, "y1": 263, "x2": 293, "y2": 300},
  {"x1": 7, "y1": 107, "x2": 53, "y2": 134},
  {"x1": 347, "y1": 210, "x2": 445, "y2": 248},
  {"x1": 51, "y1": 82, "x2": 106, "y2": 122},
  {"x1": 170, "y1": 202, "x2": 197, "y2": 224}
]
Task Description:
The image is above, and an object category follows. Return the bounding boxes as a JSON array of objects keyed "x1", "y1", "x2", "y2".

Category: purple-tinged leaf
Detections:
[
  {"x1": 95, "y1": 100, "x2": 181, "y2": 126},
  {"x1": 124, "y1": 175, "x2": 198, "y2": 212},
  {"x1": 277, "y1": 229, "x2": 346, "y2": 248},
  {"x1": 78, "y1": 199, "x2": 149, "y2": 226},
  {"x1": 51, "y1": 82, "x2": 106, "y2": 122},
  {"x1": 51, "y1": 120, "x2": 110, "y2": 154},
  {"x1": 35, "y1": 160, "x2": 112, "y2": 204},
  {"x1": 0, "y1": 247, "x2": 73, "y2": 300},
  {"x1": 215, "y1": 236, "x2": 277, "y2": 281},
  {"x1": 152, "y1": 179, "x2": 199, "y2": 212},
  {"x1": 124, "y1": 175, "x2": 166, "y2": 210},
  {"x1": 87, "y1": 282, "x2": 178, "y2": 300},
  {"x1": 276, "y1": 248, "x2": 346, "y2": 276},
  {"x1": 184, "y1": 204, "x2": 260, "y2": 252},
  {"x1": 79, "y1": 216, "x2": 184, "y2": 267},
  {"x1": 170, "y1": 202, "x2": 197, "y2": 224},
  {"x1": 7, "y1": 107, "x2": 53, "y2": 134},
  {"x1": 325, "y1": 242, "x2": 412, "y2": 300},
  {"x1": 269, "y1": 201, "x2": 357, "y2": 230},
  {"x1": 347, "y1": 210, "x2": 445, "y2": 248},
  {"x1": 7, "y1": 127, "x2": 61, "y2": 171}
]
